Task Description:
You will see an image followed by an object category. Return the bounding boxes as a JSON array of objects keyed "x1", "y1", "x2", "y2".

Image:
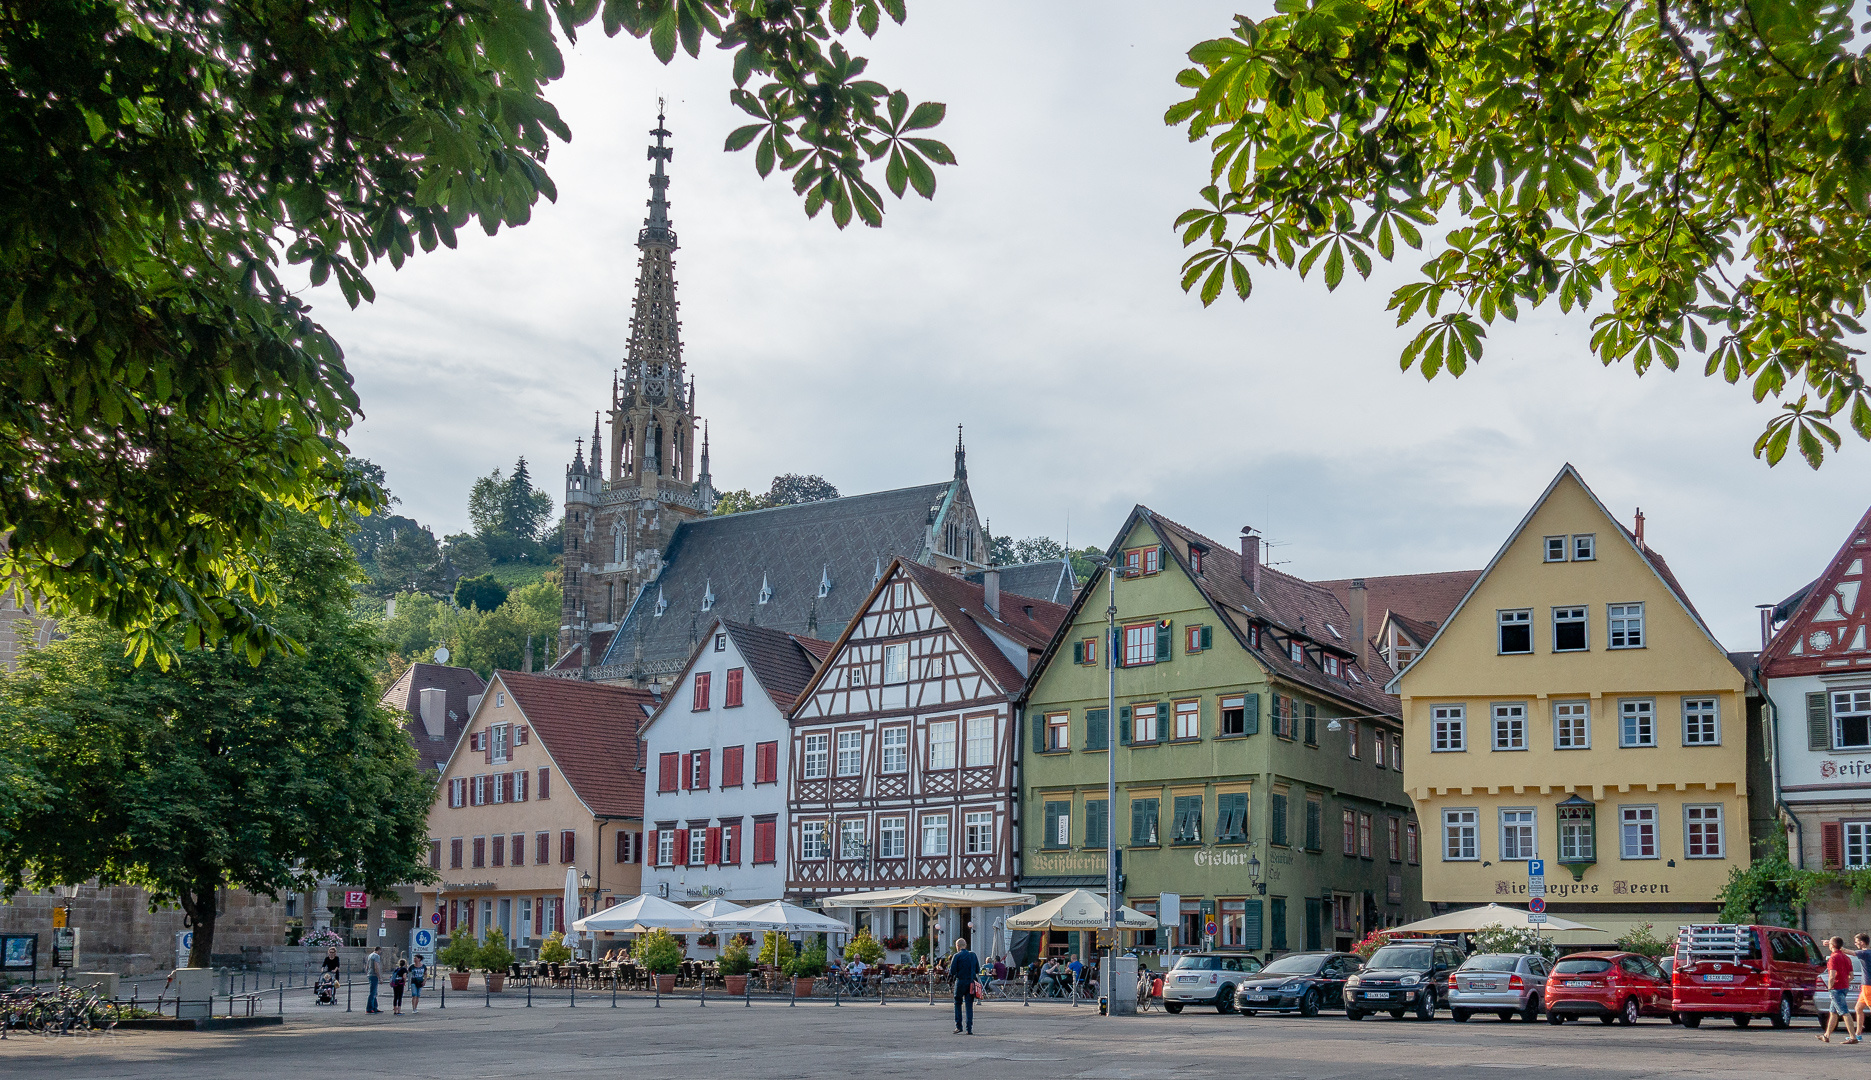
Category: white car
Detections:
[{"x1": 1160, "y1": 954, "x2": 1264, "y2": 1014}]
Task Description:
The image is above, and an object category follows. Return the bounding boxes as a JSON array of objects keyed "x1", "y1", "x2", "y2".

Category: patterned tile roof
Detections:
[
  {"x1": 380, "y1": 663, "x2": 487, "y2": 773},
  {"x1": 496, "y1": 671, "x2": 657, "y2": 818},
  {"x1": 898, "y1": 560, "x2": 1072, "y2": 694},
  {"x1": 964, "y1": 559, "x2": 1081, "y2": 606}
]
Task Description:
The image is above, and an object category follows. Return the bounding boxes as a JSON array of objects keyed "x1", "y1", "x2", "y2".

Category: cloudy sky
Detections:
[{"x1": 312, "y1": 1, "x2": 1865, "y2": 652}]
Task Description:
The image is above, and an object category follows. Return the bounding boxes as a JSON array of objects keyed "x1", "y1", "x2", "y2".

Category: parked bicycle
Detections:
[{"x1": 1, "y1": 984, "x2": 121, "y2": 1038}]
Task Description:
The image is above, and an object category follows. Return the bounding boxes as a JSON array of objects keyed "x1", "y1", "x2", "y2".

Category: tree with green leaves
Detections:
[
  {"x1": 712, "y1": 488, "x2": 774, "y2": 516},
  {"x1": 0, "y1": 513, "x2": 435, "y2": 966},
  {"x1": 1169, "y1": 0, "x2": 1871, "y2": 467},
  {"x1": 468, "y1": 460, "x2": 556, "y2": 564},
  {"x1": 766, "y1": 473, "x2": 841, "y2": 506},
  {"x1": 3, "y1": 0, "x2": 951, "y2": 664},
  {"x1": 454, "y1": 574, "x2": 510, "y2": 613},
  {"x1": 990, "y1": 535, "x2": 1069, "y2": 567}
]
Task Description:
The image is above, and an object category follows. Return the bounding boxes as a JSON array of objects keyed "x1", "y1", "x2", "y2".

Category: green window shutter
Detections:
[
  {"x1": 1270, "y1": 898, "x2": 1288, "y2": 951},
  {"x1": 1156, "y1": 621, "x2": 1173, "y2": 662},
  {"x1": 1243, "y1": 899, "x2": 1263, "y2": 950},
  {"x1": 1086, "y1": 799, "x2": 1108, "y2": 848},
  {"x1": 1810, "y1": 692, "x2": 1832, "y2": 751},
  {"x1": 1200, "y1": 625, "x2": 1212, "y2": 650},
  {"x1": 1304, "y1": 703, "x2": 1318, "y2": 745},
  {"x1": 1119, "y1": 705, "x2": 1131, "y2": 746},
  {"x1": 1270, "y1": 792, "x2": 1288, "y2": 847},
  {"x1": 1244, "y1": 693, "x2": 1260, "y2": 735},
  {"x1": 1044, "y1": 801, "x2": 1070, "y2": 849},
  {"x1": 1085, "y1": 708, "x2": 1108, "y2": 751},
  {"x1": 1131, "y1": 799, "x2": 1146, "y2": 845},
  {"x1": 1032, "y1": 712, "x2": 1047, "y2": 754},
  {"x1": 1173, "y1": 795, "x2": 1203, "y2": 843},
  {"x1": 1072, "y1": 640, "x2": 1084, "y2": 665}
]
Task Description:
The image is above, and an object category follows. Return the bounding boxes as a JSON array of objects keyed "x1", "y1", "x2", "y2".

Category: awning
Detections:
[{"x1": 1392, "y1": 904, "x2": 1603, "y2": 935}]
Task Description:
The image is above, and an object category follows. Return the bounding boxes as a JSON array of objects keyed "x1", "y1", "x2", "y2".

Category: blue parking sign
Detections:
[{"x1": 1528, "y1": 859, "x2": 1544, "y2": 878}]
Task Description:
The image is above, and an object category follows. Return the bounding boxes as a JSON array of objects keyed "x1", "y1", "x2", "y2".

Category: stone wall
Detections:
[{"x1": 0, "y1": 885, "x2": 290, "y2": 979}]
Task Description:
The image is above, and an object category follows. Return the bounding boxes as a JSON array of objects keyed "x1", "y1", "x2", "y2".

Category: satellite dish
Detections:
[{"x1": 433, "y1": 646, "x2": 451, "y2": 664}]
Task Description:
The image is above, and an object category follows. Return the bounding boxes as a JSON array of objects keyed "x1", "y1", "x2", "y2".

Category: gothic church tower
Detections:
[{"x1": 561, "y1": 109, "x2": 714, "y2": 658}]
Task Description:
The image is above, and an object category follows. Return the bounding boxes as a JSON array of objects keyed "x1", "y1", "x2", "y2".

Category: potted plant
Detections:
[
  {"x1": 910, "y1": 935, "x2": 931, "y2": 963},
  {"x1": 696, "y1": 932, "x2": 718, "y2": 949},
  {"x1": 438, "y1": 934, "x2": 480, "y2": 991},
  {"x1": 478, "y1": 928, "x2": 515, "y2": 991},
  {"x1": 756, "y1": 932, "x2": 795, "y2": 972},
  {"x1": 718, "y1": 939, "x2": 753, "y2": 996},
  {"x1": 786, "y1": 944, "x2": 827, "y2": 997},
  {"x1": 638, "y1": 928, "x2": 683, "y2": 993},
  {"x1": 538, "y1": 930, "x2": 573, "y2": 965},
  {"x1": 844, "y1": 930, "x2": 885, "y2": 966}
]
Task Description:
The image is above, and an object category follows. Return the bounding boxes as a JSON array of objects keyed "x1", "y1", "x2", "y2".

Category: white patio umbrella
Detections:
[
  {"x1": 701, "y1": 900, "x2": 851, "y2": 933},
  {"x1": 687, "y1": 897, "x2": 747, "y2": 920},
  {"x1": 1390, "y1": 903, "x2": 1603, "y2": 935},
  {"x1": 1004, "y1": 889, "x2": 1157, "y2": 931},
  {"x1": 572, "y1": 893, "x2": 707, "y2": 934},
  {"x1": 821, "y1": 889, "x2": 1035, "y2": 1001}
]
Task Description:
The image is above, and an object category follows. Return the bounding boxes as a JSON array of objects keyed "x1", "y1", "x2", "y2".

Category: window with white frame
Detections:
[
  {"x1": 1608, "y1": 603, "x2": 1645, "y2": 648},
  {"x1": 1620, "y1": 805, "x2": 1657, "y2": 859},
  {"x1": 1554, "y1": 701, "x2": 1591, "y2": 749},
  {"x1": 1682, "y1": 698, "x2": 1720, "y2": 745},
  {"x1": 964, "y1": 811, "x2": 994, "y2": 855},
  {"x1": 1833, "y1": 691, "x2": 1871, "y2": 750},
  {"x1": 1844, "y1": 821, "x2": 1871, "y2": 868},
  {"x1": 1132, "y1": 703, "x2": 1160, "y2": 743},
  {"x1": 1123, "y1": 623, "x2": 1156, "y2": 667},
  {"x1": 1559, "y1": 815, "x2": 1594, "y2": 863},
  {"x1": 1573, "y1": 534, "x2": 1595, "y2": 561},
  {"x1": 1544, "y1": 536, "x2": 1568, "y2": 562},
  {"x1": 1684, "y1": 804, "x2": 1724, "y2": 858},
  {"x1": 1620, "y1": 699, "x2": 1656, "y2": 747},
  {"x1": 1289, "y1": 640, "x2": 1304, "y2": 664},
  {"x1": 1391, "y1": 731, "x2": 1403, "y2": 769},
  {"x1": 1500, "y1": 809, "x2": 1536, "y2": 861},
  {"x1": 883, "y1": 643, "x2": 908, "y2": 685},
  {"x1": 881, "y1": 726, "x2": 909, "y2": 773},
  {"x1": 491, "y1": 723, "x2": 509, "y2": 763},
  {"x1": 921, "y1": 813, "x2": 950, "y2": 856},
  {"x1": 1498, "y1": 609, "x2": 1533, "y2": 654},
  {"x1": 1045, "y1": 712, "x2": 1069, "y2": 751},
  {"x1": 1553, "y1": 606, "x2": 1588, "y2": 652},
  {"x1": 689, "y1": 829, "x2": 707, "y2": 866},
  {"x1": 879, "y1": 817, "x2": 907, "y2": 858},
  {"x1": 1432, "y1": 705, "x2": 1466, "y2": 752},
  {"x1": 801, "y1": 820, "x2": 829, "y2": 859},
  {"x1": 839, "y1": 819, "x2": 867, "y2": 860},
  {"x1": 1443, "y1": 809, "x2": 1479, "y2": 860},
  {"x1": 802, "y1": 733, "x2": 829, "y2": 779},
  {"x1": 657, "y1": 829, "x2": 675, "y2": 866},
  {"x1": 1493, "y1": 703, "x2": 1527, "y2": 750},
  {"x1": 1174, "y1": 700, "x2": 1200, "y2": 740},
  {"x1": 928, "y1": 720, "x2": 958, "y2": 770},
  {"x1": 835, "y1": 731, "x2": 862, "y2": 777},
  {"x1": 965, "y1": 715, "x2": 993, "y2": 767}
]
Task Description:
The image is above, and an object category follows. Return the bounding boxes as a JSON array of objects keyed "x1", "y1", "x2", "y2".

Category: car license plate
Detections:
[
  {"x1": 1471, "y1": 981, "x2": 1496, "y2": 990},
  {"x1": 1565, "y1": 980, "x2": 1593, "y2": 987},
  {"x1": 1701, "y1": 974, "x2": 1734, "y2": 983},
  {"x1": 1248, "y1": 994, "x2": 1269, "y2": 1002},
  {"x1": 1178, "y1": 976, "x2": 1197, "y2": 984},
  {"x1": 1362, "y1": 991, "x2": 1391, "y2": 999}
]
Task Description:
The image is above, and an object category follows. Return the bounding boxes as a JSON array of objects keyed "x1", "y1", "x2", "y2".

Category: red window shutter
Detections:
[
  {"x1": 694, "y1": 671, "x2": 711, "y2": 710},
  {"x1": 726, "y1": 668, "x2": 744, "y2": 708},
  {"x1": 483, "y1": 732, "x2": 492, "y2": 765},
  {"x1": 429, "y1": 840, "x2": 441, "y2": 870},
  {"x1": 676, "y1": 829, "x2": 690, "y2": 864},
  {"x1": 616, "y1": 830, "x2": 629, "y2": 864},
  {"x1": 681, "y1": 752, "x2": 692, "y2": 790},
  {"x1": 472, "y1": 837, "x2": 485, "y2": 868},
  {"x1": 755, "y1": 820, "x2": 776, "y2": 863},
  {"x1": 697, "y1": 750, "x2": 711, "y2": 790},
  {"x1": 491, "y1": 834, "x2": 505, "y2": 867},
  {"x1": 517, "y1": 726, "x2": 528, "y2": 745},
  {"x1": 554, "y1": 899, "x2": 563, "y2": 933},
  {"x1": 560, "y1": 830, "x2": 575, "y2": 864},
  {"x1": 503, "y1": 772, "x2": 515, "y2": 802},
  {"x1": 1823, "y1": 821, "x2": 1844, "y2": 869},
  {"x1": 450, "y1": 838, "x2": 463, "y2": 869},
  {"x1": 723, "y1": 745, "x2": 744, "y2": 787},
  {"x1": 706, "y1": 826, "x2": 722, "y2": 865},
  {"x1": 512, "y1": 833, "x2": 525, "y2": 865},
  {"x1": 536, "y1": 832, "x2": 549, "y2": 865},
  {"x1": 538, "y1": 767, "x2": 550, "y2": 799},
  {"x1": 756, "y1": 741, "x2": 777, "y2": 784},
  {"x1": 659, "y1": 753, "x2": 679, "y2": 792}
]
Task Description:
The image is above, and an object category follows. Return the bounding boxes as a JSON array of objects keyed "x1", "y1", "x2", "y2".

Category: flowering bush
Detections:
[
  {"x1": 1351, "y1": 929, "x2": 1400, "y2": 961},
  {"x1": 1614, "y1": 922, "x2": 1672, "y2": 959},
  {"x1": 301, "y1": 929, "x2": 344, "y2": 949},
  {"x1": 1471, "y1": 923, "x2": 1557, "y2": 961}
]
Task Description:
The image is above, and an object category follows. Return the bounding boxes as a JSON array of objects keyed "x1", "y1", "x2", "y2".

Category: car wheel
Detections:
[
  {"x1": 1732, "y1": 1014, "x2": 1752, "y2": 1028},
  {"x1": 1346, "y1": 1009, "x2": 1365, "y2": 1021},
  {"x1": 1620, "y1": 998, "x2": 1640, "y2": 1026},
  {"x1": 1451, "y1": 1009, "x2": 1471, "y2": 1022},
  {"x1": 1165, "y1": 1003, "x2": 1183, "y2": 1014},
  {"x1": 1681, "y1": 1014, "x2": 1703, "y2": 1029},
  {"x1": 1522, "y1": 996, "x2": 1541, "y2": 1023},
  {"x1": 1416, "y1": 990, "x2": 1436, "y2": 1021},
  {"x1": 1299, "y1": 989, "x2": 1320, "y2": 1018},
  {"x1": 1547, "y1": 1011, "x2": 1566, "y2": 1025},
  {"x1": 1217, "y1": 986, "x2": 1236, "y2": 1014},
  {"x1": 1769, "y1": 996, "x2": 1793, "y2": 1029}
]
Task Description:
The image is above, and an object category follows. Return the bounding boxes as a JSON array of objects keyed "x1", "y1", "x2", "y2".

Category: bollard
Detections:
[
  {"x1": 570, "y1": 980, "x2": 576, "y2": 1008},
  {"x1": 611, "y1": 981, "x2": 617, "y2": 1008},
  {"x1": 745, "y1": 976, "x2": 752, "y2": 1008},
  {"x1": 278, "y1": 987, "x2": 283, "y2": 1016},
  {"x1": 440, "y1": 978, "x2": 446, "y2": 1009},
  {"x1": 527, "y1": 982, "x2": 532, "y2": 1008},
  {"x1": 346, "y1": 977, "x2": 352, "y2": 1013},
  {"x1": 485, "y1": 982, "x2": 490, "y2": 1008},
  {"x1": 654, "y1": 978, "x2": 660, "y2": 1008},
  {"x1": 699, "y1": 976, "x2": 706, "y2": 1008}
]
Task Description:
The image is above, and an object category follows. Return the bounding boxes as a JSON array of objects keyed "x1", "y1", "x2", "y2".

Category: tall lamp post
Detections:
[{"x1": 1090, "y1": 554, "x2": 1122, "y2": 1012}]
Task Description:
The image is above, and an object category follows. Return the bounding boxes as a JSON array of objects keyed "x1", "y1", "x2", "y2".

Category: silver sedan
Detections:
[{"x1": 1447, "y1": 953, "x2": 1550, "y2": 1022}]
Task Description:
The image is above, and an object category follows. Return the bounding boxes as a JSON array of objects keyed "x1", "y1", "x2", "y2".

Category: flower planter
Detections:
[
  {"x1": 484, "y1": 973, "x2": 506, "y2": 992},
  {"x1": 449, "y1": 971, "x2": 471, "y2": 991},
  {"x1": 723, "y1": 975, "x2": 748, "y2": 996},
  {"x1": 654, "y1": 974, "x2": 677, "y2": 994},
  {"x1": 793, "y1": 978, "x2": 816, "y2": 997}
]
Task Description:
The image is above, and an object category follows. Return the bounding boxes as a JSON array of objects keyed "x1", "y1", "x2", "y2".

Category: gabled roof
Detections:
[
  {"x1": 965, "y1": 559, "x2": 1081, "y2": 606},
  {"x1": 380, "y1": 663, "x2": 487, "y2": 773},
  {"x1": 1315, "y1": 569, "x2": 1480, "y2": 672},
  {"x1": 494, "y1": 670, "x2": 657, "y2": 817},
  {"x1": 1384, "y1": 464, "x2": 1728, "y2": 693},
  {"x1": 725, "y1": 621, "x2": 832, "y2": 710},
  {"x1": 550, "y1": 629, "x2": 615, "y2": 673},
  {"x1": 1760, "y1": 503, "x2": 1871, "y2": 677},
  {"x1": 600, "y1": 481, "x2": 966, "y2": 673}
]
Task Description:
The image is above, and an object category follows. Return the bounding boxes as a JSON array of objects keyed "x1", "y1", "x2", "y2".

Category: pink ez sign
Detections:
[{"x1": 344, "y1": 890, "x2": 368, "y2": 909}]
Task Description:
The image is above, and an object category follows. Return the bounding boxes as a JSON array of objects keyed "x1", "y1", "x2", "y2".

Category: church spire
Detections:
[
  {"x1": 641, "y1": 100, "x2": 676, "y2": 247},
  {"x1": 954, "y1": 424, "x2": 967, "y2": 481},
  {"x1": 622, "y1": 104, "x2": 684, "y2": 407},
  {"x1": 589, "y1": 412, "x2": 602, "y2": 478}
]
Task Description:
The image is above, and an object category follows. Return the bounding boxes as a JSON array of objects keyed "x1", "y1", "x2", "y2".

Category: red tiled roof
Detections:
[
  {"x1": 380, "y1": 663, "x2": 487, "y2": 773},
  {"x1": 898, "y1": 560, "x2": 1071, "y2": 694},
  {"x1": 1315, "y1": 569, "x2": 1481, "y2": 672},
  {"x1": 496, "y1": 670, "x2": 656, "y2": 818},
  {"x1": 722, "y1": 621, "x2": 832, "y2": 711}
]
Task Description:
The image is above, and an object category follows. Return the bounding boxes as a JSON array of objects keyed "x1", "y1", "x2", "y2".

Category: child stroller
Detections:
[{"x1": 314, "y1": 972, "x2": 339, "y2": 1005}]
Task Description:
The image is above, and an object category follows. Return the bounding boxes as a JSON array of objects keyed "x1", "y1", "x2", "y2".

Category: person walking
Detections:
[
  {"x1": 365, "y1": 945, "x2": 384, "y2": 1015},
  {"x1": 408, "y1": 955, "x2": 427, "y2": 1011},
  {"x1": 1822, "y1": 936, "x2": 1856, "y2": 1043},
  {"x1": 390, "y1": 954, "x2": 408, "y2": 1015},
  {"x1": 950, "y1": 939, "x2": 981, "y2": 1035}
]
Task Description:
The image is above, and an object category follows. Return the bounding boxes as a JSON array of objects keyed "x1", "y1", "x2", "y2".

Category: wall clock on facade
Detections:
[{"x1": 1810, "y1": 629, "x2": 1835, "y2": 652}]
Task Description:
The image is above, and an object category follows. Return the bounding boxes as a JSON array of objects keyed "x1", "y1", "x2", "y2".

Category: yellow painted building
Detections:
[{"x1": 1391, "y1": 467, "x2": 1748, "y2": 942}]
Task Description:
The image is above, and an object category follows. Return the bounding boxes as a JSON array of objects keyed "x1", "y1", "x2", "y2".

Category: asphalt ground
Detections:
[{"x1": 7, "y1": 990, "x2": 1870, "y2": 1079}]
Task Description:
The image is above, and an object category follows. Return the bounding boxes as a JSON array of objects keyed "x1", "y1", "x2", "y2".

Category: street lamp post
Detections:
[{"x1": 1091, "y1": 555, "x2": 1121, "y2": 1014}]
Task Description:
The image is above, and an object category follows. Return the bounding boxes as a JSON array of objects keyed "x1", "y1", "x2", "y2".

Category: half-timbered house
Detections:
[{"x1": 786, "y1": 559, "x2": 1069, "y2": 956}]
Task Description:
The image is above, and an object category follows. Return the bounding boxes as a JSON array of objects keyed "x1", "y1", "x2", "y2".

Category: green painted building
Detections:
[{"x1": 1019, "y1": 508, "x2": 1426, "y2": 960}]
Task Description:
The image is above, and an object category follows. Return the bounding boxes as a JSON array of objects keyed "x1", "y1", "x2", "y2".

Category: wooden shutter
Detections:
[
  {"x1": 517, "y1": 726, "x2": 528, "y2": 745},
  {"x1": 676, "y1": 829, "x2": 690, "y2": 865},
  {"x1": 1131, "y1": 799, "x2": 1146, "y2": 845},
  {"x1": 723, "y1": 744, "x2": 744, "y2": 787},
  {"x1": 1072, "y1": 640, "x2": 1084, "y2": 664},
  {"x1": 1810, "y1": 692, "x2": 1833, "y2": 751},
  {"x1": 1156, "y1": 622, "x2": 1173, "y2": 662},
  {"x1": 504, "y1": 772, "x2": 516, "y2": 803},
  {"x1": 450, "y1": 838, "x2": 463, "y2": 869},
  {"x1": 694, "y1": 671, "x2": 710, "y2": 709},
  {"x1": 1032, "y1": 712, "x2": 1047, "y2": 754},
  {"x1": 472, "y1": 836, "x2": 485, "y2": 867},
  {"x1": 757, "y1": 741, "x2": 778, "y2": 784},
  {"x1": 681, "y1": 752, "x2": 692, "y2": 790},
  {"x1": 536, "y1": 832, "x2": 549, "y2": 865},
  {"x1": 697, "y1": 749, "x2": 711, "y2": 789},
  {"x1": 726, "y1": 668, "x2": 743, "y2": 707},
  {"x1": 659, "y1": 752, "x2": 678, "y2": 792},
  {"x1": 1118, "y1": 705, "x2": 1131, "y2": 745},
  {"x1": 1244, "y1": 693, "x2": 1260, "y2": 735},
  {"x1": 429, "y1": 840, "x2": 441, "y2": 870},
  {"x1": 706, "y1": 826, "x2": 722, "y2": 865},
  {"x1": 483, "y1": 732, "x2": 492, "y2": 765},
  {"x1": 1086, "y1": 709, "x2": 1108, "y2": 751},
  {"x1": 491, "y1": 834, "x2": 505, "y2": 867},
  {"x1": 1824, "y1": 821, "x2": 1844, "y2": 869},
  {"x1": 616, "y1": 831, "x2": 629, "y2": 864},
  {"x1": 538, "y1": 767, "x2": 550, "y2": 799},
  {"x1": 1242, "y1": 899, "x2": 1263, "y2": 950},
  {"x1": 755, "y1": 820, "x2": 776, "y2": 863},
  {"x1": 512, "y1": 833, "x2": 525, "y2": 865},
  {"x1": 560, "y1": 830, "x2": 575, "y2": 864}
]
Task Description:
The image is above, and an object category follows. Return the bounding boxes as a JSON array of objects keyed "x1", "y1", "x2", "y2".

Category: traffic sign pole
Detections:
[{"x1": 1527, "y1": 859, "x2": 1547, "y2": 925}]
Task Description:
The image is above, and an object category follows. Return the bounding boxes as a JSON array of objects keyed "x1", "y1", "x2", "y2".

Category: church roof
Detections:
[
  {"x1": 965, "y1": 559, "x2": 1081, "y2": 606},
  {"x1": 599, "y1": 481, "x2": 960, "y2": 674}
]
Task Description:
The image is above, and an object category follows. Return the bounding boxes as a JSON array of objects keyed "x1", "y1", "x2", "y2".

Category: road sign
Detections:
[
  {"x1": 413, "y1": 929, "x2": 434, "y2": 949},
  {"x1": 1528, "y1": 897, "x2": 1546, "y2": 914},
  {"x1": 1205, "y1": 921, "x2": 1219, "y2": 938},
  {"x1": 1527, "y1": 858, "x2": 1545, "y2": 897},
  {"x1": 430, "y1": 911, "x2": 442, "y2": 926},
  {"x1": 51, "y1": 906, "x2": 68, "y2": 929}
]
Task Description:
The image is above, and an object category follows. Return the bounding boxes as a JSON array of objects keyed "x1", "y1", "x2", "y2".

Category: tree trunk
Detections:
[{"x1": 183, "y1": 879, "x2": 219, "y2": 968}]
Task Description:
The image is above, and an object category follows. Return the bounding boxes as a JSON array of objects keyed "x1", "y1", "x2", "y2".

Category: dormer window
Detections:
[
  {"x1": 758, "y1": 573, "x2": 772, "y2": 605},
  {"x1": 701, "y1": 580, "x2": 715, "y2": 612},
  {"x1": 1289, "y1": 640, "x2": 1303, "y2": 664},
  {"x1": 1323, "y1": 655, "x2": 1341, "y2": 676},
  {"x1": 1189, "y1": 547, "x2": 1205, "y2": 574},
  {"x1": 818, "y1": 565, "x2": 833, "y2": 598},
  {"x1": 654, "y1": 588, "x2": 668, "y2": 618}
]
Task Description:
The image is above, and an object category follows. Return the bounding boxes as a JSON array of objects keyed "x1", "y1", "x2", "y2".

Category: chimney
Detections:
[
  {"x1": 523, "y1": 632, "x2": 534, "y2": 674},
  {"x1": 1758, "y1": 604, "x2": 1776, "y2": 652},
  {"x1": 1240, "y1": 527, "x2": 1261, "y2": 594},
  {"x1": 983, "y1": 568, "x2": 1001, "y2": 619},
  {"x1": 417, "y1": 687, "x2": 447, "y2": 741},
  {"x1": 1634, "y1": 507, "x2": 1646, "y2": 550},
  {"x1": 1349, "y1": 578, "x2": 1369, "y2": 650},
  {"x1": 385, "y1": 596, "x2": 397, "y2": 619}
]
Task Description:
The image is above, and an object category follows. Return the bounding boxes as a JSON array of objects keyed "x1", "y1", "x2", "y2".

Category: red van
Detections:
[{"x1": 1671, "y1": 924, "x2": 1823, "y2": 1028}]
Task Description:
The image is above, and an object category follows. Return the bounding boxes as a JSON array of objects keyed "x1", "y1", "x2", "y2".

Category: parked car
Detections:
[
  {"x1": 1448, "y1": 953, "x2": 1550, "y2": 1022},
  {"x1": 1161, "y1": 953, "x2": 1264, "y2": 1014},
  {"x1": 1232, "y1": 952, "x2": 1362, "y2": 1017},
  {"x1": 1343, "y1": 941, "x2": 1466, "y2": 1020},
  {"x1": 1545, "y1": 952, "x2": 1673, "y2": 1025},
  {"x1": 1671, "y1": 923, "x2": 1823, "y2": 1029}
]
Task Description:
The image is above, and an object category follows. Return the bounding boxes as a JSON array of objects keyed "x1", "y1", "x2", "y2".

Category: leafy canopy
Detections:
[
  {"x1": 1168, "y1": 0, "x2": 1871, "y2": 467},
  {"x1": 2, "y1": 0, "x2": 949, "y2": 665}
]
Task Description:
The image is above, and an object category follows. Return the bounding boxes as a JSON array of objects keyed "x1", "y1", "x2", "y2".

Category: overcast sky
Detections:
[{"x1": 312, "y1": 1, "x2": 1866, "y2": 653}]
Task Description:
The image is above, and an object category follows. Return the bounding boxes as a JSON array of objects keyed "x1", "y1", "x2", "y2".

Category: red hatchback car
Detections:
[{"x1": 1545, "y1": 952, "x2": 1673, "y2": 1025}]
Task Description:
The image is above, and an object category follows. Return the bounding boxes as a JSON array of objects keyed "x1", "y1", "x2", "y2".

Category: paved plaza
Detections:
[{"x1": 8, "y1": 993, "x2": 1871, "y2": 1080}]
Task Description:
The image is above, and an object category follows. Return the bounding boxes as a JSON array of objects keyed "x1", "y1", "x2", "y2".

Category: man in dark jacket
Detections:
[{"x1": 950, "y1": 939, "x2": 981, "y2": 1034}]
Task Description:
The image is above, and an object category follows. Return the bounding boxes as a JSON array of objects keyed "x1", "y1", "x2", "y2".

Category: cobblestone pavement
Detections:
[{"x1": 8, "y1": 994, "x2": 1870, "y2": 1079}]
